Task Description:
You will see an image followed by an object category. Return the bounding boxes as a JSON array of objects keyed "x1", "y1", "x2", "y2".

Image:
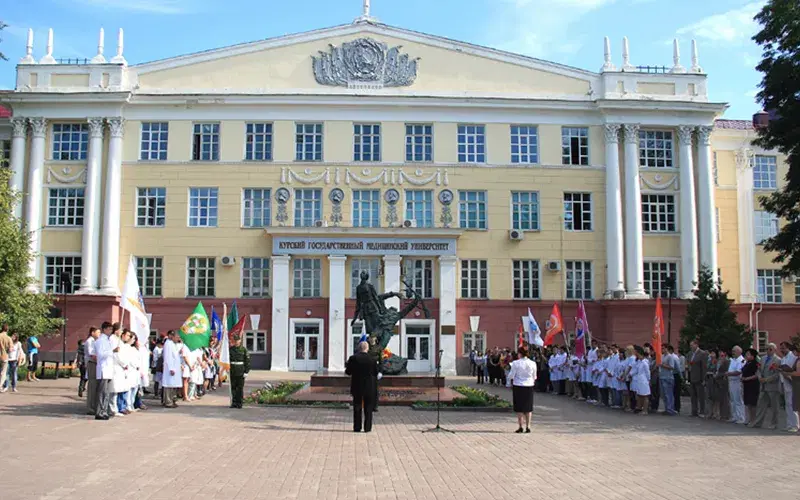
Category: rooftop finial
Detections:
[
  {"x1": 601, "y1": 36, "x2": 616, "y2": 72},
  {"x1": 20, "y1": 28, "x2": 36, "y2": 64},
  {"x1": 40, "y1": 28, "x2": 57, "y2": 64},
  {"x1": 354, "y1": 0, "x2": 377, "y2": 23},
  {"x1": 621, "y1": 37, "x2": 635, "y2": 72},
  {"x1": 110, "y1": 28, "x2": 127, "y2": 65},
  {"x1": 690, "y1": 39, "x2": 702, "y2": 73},
  {"x1": 91, "y1": 28, "x2": 107, "y2": 64},
  {"x1": 670, "y1": 38, "x2": 686, "y2": 73}
]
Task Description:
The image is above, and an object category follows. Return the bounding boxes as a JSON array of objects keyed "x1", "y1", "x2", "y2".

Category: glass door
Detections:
[
  {"x1": 291, "y1": 323, "x2": 321, "y2": 371},
  {"x1": 405, "y1": 325, "x2": 432, "y2": 373}
]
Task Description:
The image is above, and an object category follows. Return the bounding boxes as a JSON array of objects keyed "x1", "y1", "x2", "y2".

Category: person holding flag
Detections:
[{"x1": 526, "y1": 308, "x2": 544, "y2": 347}]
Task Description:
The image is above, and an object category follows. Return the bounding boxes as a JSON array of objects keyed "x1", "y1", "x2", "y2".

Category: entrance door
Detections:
[
  {"x1": 404, "y1": 324, "x2": 433, "y2": 373},
  {"x1": 349, "y1": 321, "x2": 365, "y2": 356},
  {"x1": 291, "y1": 321, "x2": 322, "y2": 371}
]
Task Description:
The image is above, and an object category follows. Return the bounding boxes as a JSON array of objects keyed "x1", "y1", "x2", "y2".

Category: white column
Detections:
[
  {"x1": 438, "y1": 256, "x2": 457, "y2": 376},
  {"x1": 677, "y1": 125, "x2": 699, "y2": 298},
  {"x1": 327, "y1": 255, "x2": 347, "y2": 372},
  {"x1": 271, "y1": 255, "x2": 291, "y2": 371},
  {"x1": 8, "y1": 118, "x2": 27, "y2": 221},
  {"x1": 77, "y1": 118, "x2": 104, "y2": 293},
  {"x1": 25, "y1": 118, "x2": 47, "y2": 290},
  {"x1": 603, "y1": 124, "x2": 625, "y2": 296},
  {"x1": 623, "y1": 124, "x2": 647, "y2": 298},
  {"x1": 383, "y1": 255, "x2": 402, "y2": 354},
  {"x1": 100, "y1": 118, "x2": 124, "y2": 294},
  {"x1": 695, "y1": 125, "x2": 718, "y2": 283},
  {"x1": 736, "y1": 149, "x2": 757, "y2": 302}
]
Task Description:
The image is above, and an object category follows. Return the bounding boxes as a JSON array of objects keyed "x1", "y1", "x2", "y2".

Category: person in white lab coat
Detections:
[
  {"x1": 161, "y1": 330, "x2": 183, "y2": 408},
  {"x1": 124, "y1": 333, "x2": 140, "y2": 412},
  {"x1": 94, "y1": 324, "x2": 118, "y2": 420},
  {"x1": 113, "y1": 330, "x2": 132, "y2": 415}
]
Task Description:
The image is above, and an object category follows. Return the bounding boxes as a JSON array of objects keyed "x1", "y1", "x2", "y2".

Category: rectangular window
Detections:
[
  {"x1": 756, "y1": 269, "x2": 782, "y2": 303},
  {"x1": 795, "y1": 281, "x2": 800, "y2": 304},
  {"x1": 52, "y1": 123, "x2": 89, "y2": 161},
  {"x1": 756, "y1": 331, "x2": 769, "y2": 356},
  {"x1": 643, "y1": 261, "x2": 677, "y2": 299},
  {"x1": 461, "y1": 259, "x2": 488, "y2": 299},
  {"x1": 1, "y1": 139, "x2": 10, "y2": 168},
  {"x1": 403, "y1": 259, "x2": 433, "y2": 299},
  {"x1": 511, "y1": 191, "x2": 539, "y2": 231},
  {"x1": 459, "y1": 190, "x2": 487, "y2": 229},
  {"x1": 135, "y1": 256, "x2": 163, "y2": 298},
  {"x1": 47, "y1": 188, "x2": 85, "y2": 227},
  {"x1": 561, "y1": 127, "x2": 589, "y2": 166},
  {"x1": 404, "y1": 190, "x2": 433, "y2": 228},
  {"x1": 245, "y1": 123, "x2": 273, "y2": 161},
  {"x1": 638, "y1": 130, "x2": 674, "y2": 168},
  {"x1": 242, "y1": 188, "x2": 271, "y2": 228},
  {"x1": 295, "y1": 123, "x2": 323, "y2": 161},
  {"x1": 462, "y1": 332, "x2": 486, "y2": 356},
  {"x1": 44, "y1": 256, "x2": 82, "y2": 293},
  {"x1": 641, "y1": 194, "x2": 677, "y2": 233},
  {"x1": 244, "y1": 330, "x2": 268, "y2": 353},
  {"x1": 513, "y1": 260, "x2": 540, "y2": 299},
  {"x1": 187, "y1": 257, "x2": 215, "y2": 297},
  {"x1": 457, "y1": 124, "x2": 486, "y2": 163},
  {"x1": 293, "y1": 258, "x2": 321, "y2": 298},
  {"x1": 350, "y1": 258, "x2": 382, "y2": 298},
  {"x1": 353, "y1": 189, "x2": 380, "y2": 228},
  {"x1": 241, "y1": 257, "x2": 270, "y2": 298},
  {"x1": 353, "y1": 124, "x2": 381, "y2": 162},
  {"x1": 754, "y1": 210, "x2": 779, "y2": 244},
  {"x1": 136, "y1": 187, "x2": 166, "y2": 227},
  {"x1": 510, "y1": 125, "x2": 538, "y2": 164},
  {"x1": 191, "y1": 123, "x2": 220, "y2": 161},
  {"x1": 753, "y1": 155, "x2": 777, "y2": 189},
  {"x1": 566, "y1": 261, "x2": 592, "y2": 300},
  {"x1": 140, "y1": 122, "x2": 169, "y2": 161},
  {"x1": 563, "y1": 192, "x2": 592, "y2": 231},
  {"x1": 405, "y1": 124, "x2": 433, "y2": 162},
  {"x1": 294, "y1": 188, "x2": 322, "y2": 227},
  {"x1": 188, "y1": 188, "x2": 218, "y2": 227}
]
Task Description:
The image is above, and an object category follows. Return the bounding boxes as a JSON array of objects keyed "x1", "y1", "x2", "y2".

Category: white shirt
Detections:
[
  {"x1": 8, "y1": 341, "x2": 21, "y2": 362},
  {"x1": 85, "y1": 336, "x2": 96, "y2": 361},
  {"x1": 780, "y1": 352, "x2": 797, "y2": 384},
  {"x1": 727, "y1": 355, "x2": 745, "y2": 379},
  {"x1": 509, "y1": 358, "x2": 537, "y2": 387},
  {"x1": 95, "y1": 334, "x2": 115, "y2": 380}
]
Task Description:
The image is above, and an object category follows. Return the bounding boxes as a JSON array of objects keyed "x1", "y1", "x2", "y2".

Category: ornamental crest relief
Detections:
[{"x1": 312, "y1": 37, "x2": 419, "y2": 88}]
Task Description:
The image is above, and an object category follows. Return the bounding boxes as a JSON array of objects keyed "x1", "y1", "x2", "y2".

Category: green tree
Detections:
[
  {"x1": 679, "y1": 267, "x2": 751, "y2": 353},
  {"x1": 0, "y1": 167, "x2": 62, "y2": 339},
  {"x1": 754, "y1": 1, "x2": 800, "y2": 274}
]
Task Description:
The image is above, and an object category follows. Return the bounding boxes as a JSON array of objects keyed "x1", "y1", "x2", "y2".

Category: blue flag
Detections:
[
  {"x1": 210, "y1": 306, "x2": 224, "y2": 341},
  {"x1": 359, "y1": 332, "x2": 369, "y2": 343}
]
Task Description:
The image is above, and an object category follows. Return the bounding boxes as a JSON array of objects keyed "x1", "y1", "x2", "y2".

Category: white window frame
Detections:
[
  {"x1": 404, "y1": 190, "x2": 433, "y2": 228},
  {"x1": 289, "y1": 318, "x2": 325, "y2": 371},
  {"x1": 403, "y1": 258, "x2": 434, "y2": 299},
  {"x1": 186, "y1": 257, "x2": 216, "y2": 298},
  {"x1": 400, "y1": 319, "x2": 436, "y2": 372},
  {"x1": 458, "y1": 190, "x2": 488, "y2": 230},
  {"x1": 753, "y1": 155, "x2": 777, "y2": 190},
  {"x1": 563, "y1": 192, "x2": 593, "y2": 231},
  {"x1": 350, "y1": 258, "x2": 382, "y2": 298},
  {"x1": 293, "y1": 188, "x2": 322, "y2": 227},
  {"x1": 51, "y1": 123, "x2": 89, "y2": 161},
  {"x1": 43, "y1": 254, "x2": 82, "y2": 294},
  {"x1": 755, "y1": 331, "x2": 769, "y2": 356},
  {"x1": 244, "y1": 330, "x2": 268, "y2": 354},
  {"x1": 47, "y1": 187, "x2": 85, "y2": 227},
  {"x1": 561, "y1": 127, "x2": 589, "y2": 166},
  {"x1": 457, "y1": 124, "x2": 486, "y2": 163},
  {"x1": 638, "y1": 130, "x2": 674, "y2": 168},
  {"x1": 135, "y1": 256, "x2": 164, "y2": 298},
  {"x1": 512, "y1": 260, "x2": 540, "y2": 299},
  {"x1": 352, "y1": 189, "x2": 381, "y2": 228},
  {"x1": 643, "y1": 261, "x2": 678, "y2": 299},
  {"x1": 510, "y1": 125, "x2": 539, "y2": 164},
  {"x1": 293, "y1": 258, "x2": 322, "y2": 298},
  {"x1": 405, "y1": 123, "x2": 433, "y2": 162},
  {"x1": 754, "y1": 210, "x2": 779, "y2": 244},
  {"x1": 241, "y1": 257, "x2": 270, "y2": 298},
  {"x1": 140, "y1": 122, "x2": 169, "y2": 161},
  {"x1": 511, "y1": 191, "x2": 540, "y2": 231},
  {"x1": 756, "y1": 269, "x2": 782, "y2": 304},
  {"x1": 565, "y1": 260, "x2": 593, "y2": 300},
  {"x1": 188, "y1": 187, "x2": 219, "y2": 227},
  {"x1": 242, "y1": 188, "x2": 271, "y2": 228},
  {"x1": 353, "y1": 123, "x2": 381, "y2": 162},
  {"x1": 244, "y1": 122, "x2": 273, "y2": 161},
  {"x1": 462, "y1": 331, "x2": 487, "y2": 356},
  {"x1": 348, "y1": 320, "x2": 366, "y2": 356},
  {"x1": 461, "y1": 259, "x2": 488, "y2": 299},
  {"x1": 295, "y1": 122, "x2": 323, "y2": 162},
  {"x1": 191, "y1": 123, "x2": 220, "y2": 161},
  {"x1": 135, "y1": 187, "x2": 166, "y2": 228},
  {"x1": 641, "y1": 193, "x2": 677, "y2": 233}
]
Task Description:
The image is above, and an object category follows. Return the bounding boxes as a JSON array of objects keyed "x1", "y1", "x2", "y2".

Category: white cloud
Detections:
[
  {"x1": 676, "y1": 2, "x2": 764, "y2": 46},
  {"x1": 73, "y1": 0, "x2": 196, "y2": 14},
  {"x1": 486, "y1": 0, "x2": 616, "y2": 60}
]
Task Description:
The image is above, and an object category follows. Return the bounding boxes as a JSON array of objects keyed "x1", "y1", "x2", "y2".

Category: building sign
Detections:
[{"x1": 272, "y1": 237, "x2": 457, "y2": 256}]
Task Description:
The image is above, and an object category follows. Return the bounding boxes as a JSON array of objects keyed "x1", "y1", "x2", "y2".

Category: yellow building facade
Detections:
[{"x1": 1, "y1": 13, "x2": 794, "y2": 373}]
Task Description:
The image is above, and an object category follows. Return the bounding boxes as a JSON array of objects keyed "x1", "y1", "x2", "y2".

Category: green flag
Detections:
[
  {"x1": 227, "y1": 301, "x2": 239, "y2": 333},
  {"x1": 180, "y1": 302, "x2": 211, "y2": 350}
]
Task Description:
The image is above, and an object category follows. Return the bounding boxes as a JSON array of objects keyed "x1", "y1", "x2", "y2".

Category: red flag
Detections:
[
  {"x1": 574, "y1": 300, "x2": 589, "y2": 358},
  {"x1": 518, "y1": 324, "x2": 524, "y2": 349},
  {"x1": 229, "y1": 316, "x2": 247, "y2": 339},
  {"x1": 544, "y1": 304, "x2": 564, "y2": 346},
  {"x1": 653, "y1": 297, "x2": 664, "y2": 365}
]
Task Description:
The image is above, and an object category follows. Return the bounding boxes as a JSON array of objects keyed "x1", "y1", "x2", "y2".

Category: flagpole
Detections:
[{"x1": 223, "y1": 303, "x2": 232, "y2": 408}]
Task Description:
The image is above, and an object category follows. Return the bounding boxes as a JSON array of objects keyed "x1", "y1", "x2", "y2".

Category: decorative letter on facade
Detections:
[{"x1": 312, "y1": 38, "x2": 419, "y2": 88}]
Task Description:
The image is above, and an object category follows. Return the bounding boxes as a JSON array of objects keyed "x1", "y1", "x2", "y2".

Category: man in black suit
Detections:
[{"x1": 346, "y1": 341, "x2": 379, "y2": 433}]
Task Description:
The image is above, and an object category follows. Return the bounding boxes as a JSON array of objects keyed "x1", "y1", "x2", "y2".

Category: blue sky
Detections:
[{"x1": 1, "y1": 0, "x2": 765, "y2": 118}]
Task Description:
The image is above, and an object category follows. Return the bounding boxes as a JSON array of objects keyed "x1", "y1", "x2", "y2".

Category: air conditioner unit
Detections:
[
  {"x1": 786, "y1": 275, "x2": 797, "y2": 284},
  {"x1": 547, "y1": 261, "x2": 561, "y2": 272},
  {"x1": 403, "y1": 219, "x2": 417, "y2": 228},
  {"x1": 612, "y1": 290, "x2": 626, "y2": 300},
  {"x1": 314, "y1": 220, "x2": 327, "y2": 228},
  {"x1": 220, "y1": 256, "x2": 236, "y2": 267},
  {"x1": 509, "y1": 229, "x2": 523, "y2": 241}
]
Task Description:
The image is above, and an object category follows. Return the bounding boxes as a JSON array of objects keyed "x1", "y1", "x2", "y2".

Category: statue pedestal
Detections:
[{"x1": 289, "y1": 371, "x2": 455, "y2": 406}]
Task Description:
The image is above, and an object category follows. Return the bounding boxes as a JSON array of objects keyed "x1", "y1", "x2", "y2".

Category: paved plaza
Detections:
[{"x1": 1, "y1": 373, "x2": 797, "y2": 500}]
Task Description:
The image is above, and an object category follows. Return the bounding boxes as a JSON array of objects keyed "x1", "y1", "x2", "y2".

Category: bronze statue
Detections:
[{"x1": 350, "y1": 272, "x2": 430, "y2": 375}]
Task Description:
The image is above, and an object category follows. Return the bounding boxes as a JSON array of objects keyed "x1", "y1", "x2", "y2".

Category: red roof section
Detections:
[
  {"x1": 0, "y1": 105, "x2": 10, "y2": 118},
  {"x1": 714, "y1": 119, "x2": 753, "y2": 130}
]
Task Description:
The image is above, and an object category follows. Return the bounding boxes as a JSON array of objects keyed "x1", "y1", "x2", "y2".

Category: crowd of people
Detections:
[
  {"x1": 0, "y1": 325, "x2": 43, "y2": 392},
  {"x1": 471, "y1": 340, "x2": 800, "y2": 432}
]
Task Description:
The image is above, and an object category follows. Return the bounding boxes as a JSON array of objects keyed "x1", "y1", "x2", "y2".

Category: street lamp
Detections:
[
  {"x1": 665, "y1": 274, "x2": 677, "y2": 346},
  {"x1": 58, "y1": 270, "x2": 73, "y2": 378}
]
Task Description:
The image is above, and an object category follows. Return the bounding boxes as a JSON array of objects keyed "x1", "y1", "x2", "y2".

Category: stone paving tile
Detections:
[{"x1": 0, "y1": 374, "x2": 797, "y2": 500}]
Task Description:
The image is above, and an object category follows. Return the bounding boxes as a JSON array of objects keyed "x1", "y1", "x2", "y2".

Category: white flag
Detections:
[
  {"x1": 219, "y1": 303, "x2": 230, "y2": 371},
  {"x1": 121, "y1": 257, "x2": 150, "y2": 341}
]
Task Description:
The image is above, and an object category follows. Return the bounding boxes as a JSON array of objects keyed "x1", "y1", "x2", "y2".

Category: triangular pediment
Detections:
[{"x1": 132, "y1": 22, "x2": 596, "y2": 98}]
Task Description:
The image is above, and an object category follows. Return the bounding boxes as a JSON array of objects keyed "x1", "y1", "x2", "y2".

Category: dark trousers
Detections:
[
  {"x1": 477, "y1": 367, "x2": 484, "y2": 384},
  {"x1": 599, "y1": 388, "x2": 609, "y2": 406},
  {"x1": 470, "y1": 360, "x2": 476, "y2": 376},
  {"x1": 690, "y1": 381, "x2": 705, "y2": 416},
  {"x1": 352, "y1": 392, "x2": 376, "y2": 432},
  {"x1": 673, "y1": 374, "x2": 682, "y2": 413},
  {"x1": 231, "y1": 376, "x2": 244, "y2": 408},
  {"x1": 650, "y1": 379, "x2": 660, "y2": 411},
  {"x1": 95, "y1": 379, "x2": 112, "y2": 418},
  {"x1": 558, "y1": 380, "x2": 566, "y2": 395},
  {"x1": 78, "y1": 364, "x2": 87, "y2": 395}
]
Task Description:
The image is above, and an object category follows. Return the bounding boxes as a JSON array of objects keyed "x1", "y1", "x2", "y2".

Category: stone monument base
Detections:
[{"x1": 289, "y1": 372, "x2": 457, "y2": 406}]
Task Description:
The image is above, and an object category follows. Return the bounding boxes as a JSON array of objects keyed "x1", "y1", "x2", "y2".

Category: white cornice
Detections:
[
  {"x1": 596, "y1": 99, "x2": 727, "y2": 114},
  {"x1": 264, "y1": 226, "x2": 464, "y2": 238}
]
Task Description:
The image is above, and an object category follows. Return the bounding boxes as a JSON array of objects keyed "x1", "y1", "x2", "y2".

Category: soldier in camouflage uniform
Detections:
[{"x1": 229, "y1": 335, "x2": 251, "y2": 408}]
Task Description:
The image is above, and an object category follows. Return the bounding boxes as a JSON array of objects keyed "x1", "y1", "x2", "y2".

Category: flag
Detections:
[
  {"x1": 229, "y1": 315, "x2": 247, "y2": 339},
  {"x1": 218, "y1": 303, "x2": 230, "y2": 372},
  {"x1": 210, "y1": 306, "x2": 224, "y2": 341},
  {"x1": 227, "y1": 301, "x2": 239, "y2": 333},
  {"x1": 574, "y1": 300, "x2": 589, "y2": 358},
  {"x1": 359, "y1": 332, "x2": 369, "y2": 343},
  {"x1": 527, "y1": 308, "x2": 544, "y2": 347},
  {"x1": 121, "y1": 257, "x2": 150, "y2": 341},
  {"x1": 653, "y1": 297, "x2": 664, "y2": 365},
  {"x1": 544, "y1": 303, "x2": 564, "y2": 347},
  {"x1": 180, "y1": 302, "x2": 211, "y2": 350},
  {"x1": 517, "y1": 324, "x2": 524, "y2": 349}
]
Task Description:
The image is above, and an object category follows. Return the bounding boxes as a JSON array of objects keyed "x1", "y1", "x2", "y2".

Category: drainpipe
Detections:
[
  {"x1": 755, "y1": 302, "x2": 763, "y2": 349},
  {"x1": 748, "y1": 301, "x2": 754, "y2": 334}
]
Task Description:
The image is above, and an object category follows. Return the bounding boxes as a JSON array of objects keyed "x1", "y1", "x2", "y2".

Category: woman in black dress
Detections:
[{"x1": 741, "y1": 348, "x2": 760, "y2": 425}]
